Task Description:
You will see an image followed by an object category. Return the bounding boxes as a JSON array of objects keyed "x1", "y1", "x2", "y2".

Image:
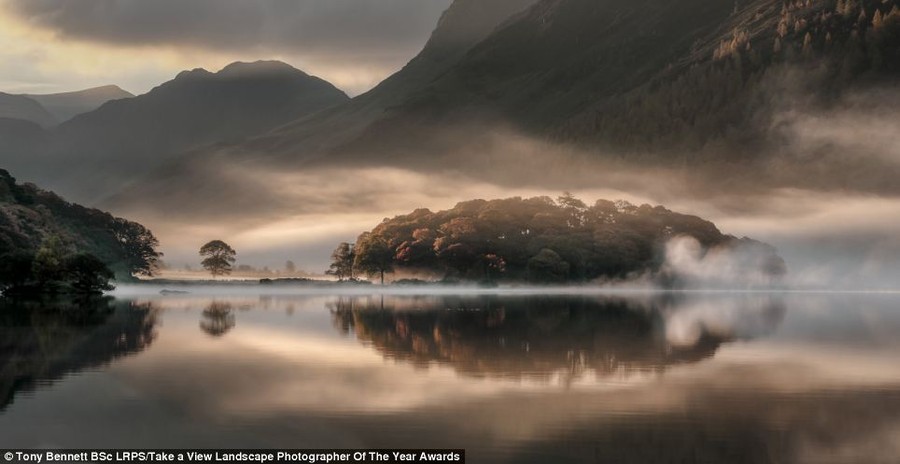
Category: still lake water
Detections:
[{"x1": 1, "y1": 287, "x2": 900, "y2": 463}]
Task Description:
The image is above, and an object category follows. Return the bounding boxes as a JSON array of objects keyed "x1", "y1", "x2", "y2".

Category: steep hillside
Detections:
[
  {"x1": 341, "y1": 0, "x2": 900, "y2": 157},
  {"x1": 0, "y1": 93, "x2": 57, "y2": 128},
  {"x1": 246, "y1": 0, "x2": 538, "y2": 158},
  {"x1": 0, "y1": 169, "x2": 161, "y2": 278},
  {"x1": 25, "y1": 85, "x2": 134, "y2": 123}
]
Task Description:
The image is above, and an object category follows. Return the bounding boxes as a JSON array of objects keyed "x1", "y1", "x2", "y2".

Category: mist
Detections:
[{"x1": 105, "y1": 139, "x2": 900, "y2": 290}]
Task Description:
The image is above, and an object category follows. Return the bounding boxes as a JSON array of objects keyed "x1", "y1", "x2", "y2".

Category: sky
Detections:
[{"x1": 0, "y1": 0, "x2": 452, "y2": 96}]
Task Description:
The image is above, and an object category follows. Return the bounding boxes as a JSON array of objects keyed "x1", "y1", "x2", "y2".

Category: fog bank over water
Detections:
[{"x1": 115, "y1": 165, "x2": 900, "y2": 290}]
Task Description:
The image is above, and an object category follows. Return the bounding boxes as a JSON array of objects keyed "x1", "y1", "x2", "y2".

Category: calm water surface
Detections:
[{"x1": 1, "y1": 288, "x2": 899, "y2": 463}]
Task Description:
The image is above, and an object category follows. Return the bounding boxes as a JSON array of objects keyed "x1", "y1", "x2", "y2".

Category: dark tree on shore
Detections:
[
  {"x1": 65, "y1": 253, "x2": 115, "y2": 293},
  {"x1": 0, "y1": 251, "x2": 34, "y2": 292},
  {"x1": 33, "y1": 235, "x2": 70, "y2": 288},
  {"x1": 326, "y1": 242, "x2": 355, "y2": 281},
  {"x1": 353, "y1": 233, "x2": 394, "y2": 285},
  {"x1": 199, "y1": 240, "x2": 236, "y2": 278},
  {"x1": 0, "y1": 240, "x2": 115, "y2": 296},
  {"x1": 111, "y1": 219, "x2": 163, "y2": 276}
]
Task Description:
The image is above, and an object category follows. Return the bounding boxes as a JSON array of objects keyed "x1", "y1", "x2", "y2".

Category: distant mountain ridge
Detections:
[
  {"x1": 25, "y1": 85, "x2": 134, "y2": 123},
  {"x1": 174, "y1": 0, "x2": 900, "y2": 170},
  {"x1": 97, "y1": 0, "x2": 900, "y2": 218},
  {"x1": 5, "y1": 0, "x2": 900, "y2": 216},
  {"x1": 2, "y1": 60, "x2": 349, "y2": 203},
  {"x1": 244, "y1": 0, "x2": 538, "y2": 159},
  {"x1": 0, "y1": 93, "x2": 57, "y2": 128}
]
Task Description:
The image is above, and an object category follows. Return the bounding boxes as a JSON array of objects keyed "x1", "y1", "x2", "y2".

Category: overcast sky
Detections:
[{"x1": 0, "y1": 0, "x2": 452, "y2": 96}]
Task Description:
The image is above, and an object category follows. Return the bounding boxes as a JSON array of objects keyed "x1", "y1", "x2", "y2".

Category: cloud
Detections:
[
  {"x1": 2, "y1": 0, "x2": 450, "y2": 57},
  {"x1": 0, "y1": 0, "x2": 452, "y2": 94}
]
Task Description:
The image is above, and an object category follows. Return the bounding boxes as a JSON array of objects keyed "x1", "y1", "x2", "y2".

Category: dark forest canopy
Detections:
[
  {"x1": 0, "y1": 169, "x2": 162, "y2": 282},
  {"x1": 348, "y1": 194, "x2": 785, "y2": 284}
]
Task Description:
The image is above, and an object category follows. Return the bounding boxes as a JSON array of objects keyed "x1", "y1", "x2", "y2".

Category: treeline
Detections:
[
  {"x1": 330, "y1": 194, "x2": 784, "y2": 284},
  {"x1": 0, "y1": 169, "x2": 163, "y2": 294},
  {"x1": 0, "y1": 235, "x2": 115, "y2": 295},
  {"x1": 560, "y1": 0, "x2": 900, "y2": 154}
]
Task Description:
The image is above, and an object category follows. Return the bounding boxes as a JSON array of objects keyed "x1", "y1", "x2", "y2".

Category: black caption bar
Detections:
[{"x1": 0, "y1": 450, "x2": 464, "y2": 464}]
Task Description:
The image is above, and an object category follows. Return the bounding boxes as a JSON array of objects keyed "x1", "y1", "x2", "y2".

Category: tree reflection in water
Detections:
[
  {"x1": 200, "y1": 301, "x2": 236, "y2": 337},
  {"x1": 0, "y1": 297, "x2": 158, "y2": 411},
  {"x1": 330, "y1": 295, "x2": 785, "y2": 384}
]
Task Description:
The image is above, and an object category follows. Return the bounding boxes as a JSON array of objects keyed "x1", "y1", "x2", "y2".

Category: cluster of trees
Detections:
[
  {"x1": 0, "y1": 169, "x2": 163, "y2": 281},
  {"x1": 326, "y1": 237, "x2": 397, "y2": 285},
  {"x1": 330, "y1": 194, "x2": 782, "y2": 284},
  {"x1": 0, "y1": 235, "x2": 115, "y2": 295}
]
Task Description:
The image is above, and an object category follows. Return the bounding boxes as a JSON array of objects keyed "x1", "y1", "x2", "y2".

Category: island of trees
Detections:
[
  {"x1": 331, "y1": 194, "x2": 786, "y2": 284},
  {"x1": 0, "y1": 169, "x2": 162, "y2": 295}
]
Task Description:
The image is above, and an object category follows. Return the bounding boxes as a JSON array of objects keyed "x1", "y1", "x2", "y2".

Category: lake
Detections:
[{"x1": 1, "y1": 287, "x2": 899, "y2": 463}]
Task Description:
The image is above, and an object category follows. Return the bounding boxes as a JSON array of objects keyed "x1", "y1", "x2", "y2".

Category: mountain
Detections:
[
  {"x1": 243, "y1": 0, "x2": 539, "y2": 159},
  {"x1": 140, "y1": 0, "x2": 900, "y2": 182},
  {"x1": 0, "y1": 93, "x2": 57, "y2": 128},
  {"x1": 0, "y1": 169, "x2": 162, "y2": 279},
  {"x1": 24, "y1": 85, "x2": 134, "y2": 123},
  {"x1": 99, "y1": 0, "x2": 540, "y2": 213},
  {"x1": 5, "y1": 61, "x2": 349, "y2": 202},
  {"x1": 336, "y1": 0, "x2": 900, "y2": 158},
  {"x1": 14, "y1": 0, "x2": 900, "y2": 217}
]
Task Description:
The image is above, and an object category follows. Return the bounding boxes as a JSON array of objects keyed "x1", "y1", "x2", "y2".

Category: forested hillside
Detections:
[
  {"x1": 342, "y1": 0, "x2": 900, "y2": 157},
  {"x1": 0, "y1": 169, "x2": 161, "y2": 279}
]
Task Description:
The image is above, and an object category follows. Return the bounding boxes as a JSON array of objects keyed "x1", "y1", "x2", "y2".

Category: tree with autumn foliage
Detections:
[{"x1": 338, "y1": 194, "x2": 785, "y2": 284}]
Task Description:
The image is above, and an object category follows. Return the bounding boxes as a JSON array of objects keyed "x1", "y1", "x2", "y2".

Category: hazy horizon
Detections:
[{"x1": 0, "y1": 0, "x2": 453, "y2": 96}]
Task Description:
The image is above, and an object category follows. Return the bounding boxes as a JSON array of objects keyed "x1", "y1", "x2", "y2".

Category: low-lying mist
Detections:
[{"x1": 95, "y1": 86, "x2": 900, "y2": 290}]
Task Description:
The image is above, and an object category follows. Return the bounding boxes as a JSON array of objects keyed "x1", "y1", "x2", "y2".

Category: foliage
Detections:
[
  {"x1": 325, "y1": 242, "x2": 355, "y2": 280},
  {"x1": 527, "y1": 249, "x2": 570, "y2": 283},
  {"x1": 346, "y1": 194, "x2": 782, "y2": 283},
  {"x1": 347, "y1": 0, "x2": 900, "y2": 160},
  {"x1": 0, "y1": 250, "x2": 33, "y2": 290},
  {"x1": 110, "y1": 220, "x2": 162, "y2": 277},
  {"x1": 65, "y1": 254, "x2": 116, "y2": 293},
  {"x1": 33, "y1": 235, "x2": 70, "y2": 286},
  {"x1": 561, "y1": 0, "x2": 900, "y2": 153},
  {"x1": 199, "y1": 240, "x2": 236, "y2": 277},
  {"x1": 353, "y1": 233, "x2": 395, "y2": 285},
  {"x1": 0, "y1": 236, "x2": 116, "y2": 295},
  {"x1": 0, "y1": 169, "x2": 163, "y2": 279}
]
